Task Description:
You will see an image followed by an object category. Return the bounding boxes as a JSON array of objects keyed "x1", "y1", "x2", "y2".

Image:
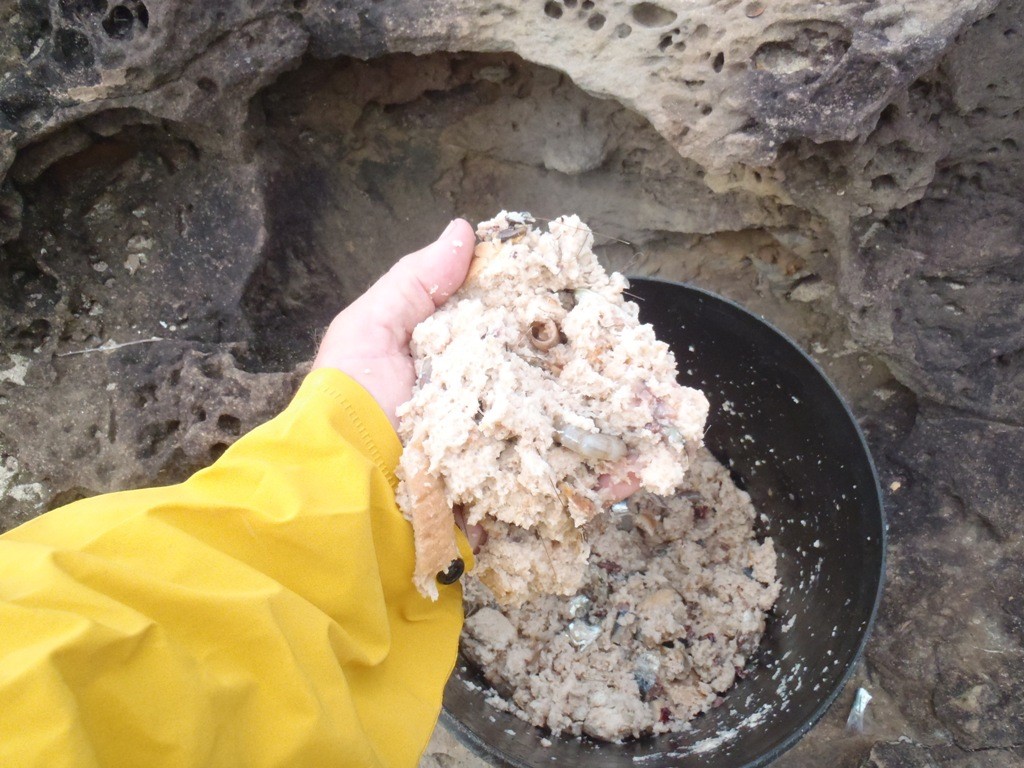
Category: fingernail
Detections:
[{"x1": 439, "y1": 219, "x2": 458, "y2": 239}]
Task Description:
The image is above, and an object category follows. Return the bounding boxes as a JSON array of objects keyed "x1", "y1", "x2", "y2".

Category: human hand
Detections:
[
  {"x1": 312, "y1": 220, "x2": 476, "y2": 431},
  {"x1": 313, "y1": 219, "x2": 638, "y2": 553}
]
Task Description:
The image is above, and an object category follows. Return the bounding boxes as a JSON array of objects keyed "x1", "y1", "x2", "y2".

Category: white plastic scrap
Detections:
[
  {"x1": 845, "y1": 687, "x2": 872, "y2": 733},
  {"x1": 566, "y1": 594, "x2": 602, "y2": 650}
]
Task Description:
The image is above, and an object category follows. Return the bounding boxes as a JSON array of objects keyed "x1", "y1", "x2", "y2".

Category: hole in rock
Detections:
[
  {"x1": 878, "y1": 103, "x2": 900, "y2": 127},
  {"x1": 136, "y1": 419, "x2": 180, "y2": 459},
  {"x1": 59, "y1": 0, "x2": 108, "y2": 19},
  {"x1": 544, "y1": 1, "x2": 563, "y2": 19},
  {"x1": 588, "y1": 13, "x2": 606, "y2": 30},
  {"x1": 14, "y1": 318, "x2": 53, "y2": 350},
  {"x1": 53, "y1": 27, "x2": 94, "y2": 70},
  {"x1": 48, "y1": 487, "x2": 97, "y2": 509},
  {"x1": 752, "y1": 21, "x2": 851, "y2": 76},
  {"x1": 217, "y1": 413, "x2": 242, "y2": 435},
  {"x1": 630, "y1": 2, "x2": 677, "y2": 27},
  {"x1": 871, "y1": 174, "x2": 897, "y2": 191},
  {"x1": 3, "y1": 49, "x2": 798, "y2": 430},
  {"x1": 0, "y1": 97, "x2": 32, "y2": 123},
  {"x1": 102, "y1": 4, "x2": 135, "y2": 38},
  {"x1": 995, "y1": 350, "x2": 1021, "y2": 367}
]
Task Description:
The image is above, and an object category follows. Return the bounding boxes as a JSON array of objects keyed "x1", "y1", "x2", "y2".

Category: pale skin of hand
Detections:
[
  {"x1": 312, "y1": 219, "x2": 477, "y2": 429},
  {"x1": 312, "y1": 220, "x2": 639, "y2": 550}
]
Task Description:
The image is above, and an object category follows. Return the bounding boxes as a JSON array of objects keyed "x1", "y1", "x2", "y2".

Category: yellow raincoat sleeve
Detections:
[{"x1": 0, "y1": 368, "x2": 473, "y2": 768}]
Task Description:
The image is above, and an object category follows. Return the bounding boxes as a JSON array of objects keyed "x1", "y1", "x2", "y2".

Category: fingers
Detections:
[
  {"x1": 403, "y1": 219, "x2": 477, "y2": 309},
  {"x1": 465, "y1": 524, "x2": 487, "y2": 553},
  {"x1": 597, "y1": 472, "x2": 642, "y2": 504},
  {"x1": 454, "y1": 505, "x2": 488, "y2": 554}
]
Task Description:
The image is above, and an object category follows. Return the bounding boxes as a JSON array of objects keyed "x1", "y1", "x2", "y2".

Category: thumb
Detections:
[
  {"x1": 402, "y1": 218, "x2": 477, "y2": 310},
  {"x1": 314, "y1": 219, "x2": 476, "y2": 369},
  {"x1": 355, "y1": 218, "x2": 476, "y2": 342}
]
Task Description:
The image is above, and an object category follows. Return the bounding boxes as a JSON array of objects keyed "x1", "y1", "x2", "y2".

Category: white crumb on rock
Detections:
[
  {"x1": 0, "y1": 353, "x2": 30, "y2": 386},
  {"x1": 397, "y1": 212, "x2": 709, "y2": 605}
]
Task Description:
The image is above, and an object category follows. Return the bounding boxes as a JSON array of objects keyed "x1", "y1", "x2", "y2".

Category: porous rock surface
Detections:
[{"x1": 1, "y1": 0, "x2": 1022, "y2": 765}]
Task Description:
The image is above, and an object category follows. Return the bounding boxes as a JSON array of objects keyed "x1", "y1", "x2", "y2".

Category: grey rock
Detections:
[
  {"x1": 836, "y1": 0, "x2": 1024, "y2": 421},
  {"x1": 864, "y1": 405, "x2": 1024, "y2": 758},
  {"x1": 864, "y1": 741, "x2": 1024, "y2": 768},
  {"x1": 843, "y1": 194, "x2": 1024, "y2": 423}
]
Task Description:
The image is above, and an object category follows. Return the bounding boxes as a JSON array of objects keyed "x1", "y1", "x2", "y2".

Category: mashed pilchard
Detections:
[{"x1": 463, "y1": 449, "x2": 780, "y2": 741}]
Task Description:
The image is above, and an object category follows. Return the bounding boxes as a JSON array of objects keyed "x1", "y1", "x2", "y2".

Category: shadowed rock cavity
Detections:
[{"x1": 243, "y1": 52, "x2": 837, "y2": 371}]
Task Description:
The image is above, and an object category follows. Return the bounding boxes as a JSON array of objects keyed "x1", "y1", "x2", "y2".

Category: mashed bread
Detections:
[{"x1": 396, "y1": 212, "x2": 709, "y2": 602}]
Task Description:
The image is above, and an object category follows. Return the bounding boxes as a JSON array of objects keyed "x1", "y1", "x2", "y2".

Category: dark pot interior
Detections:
[{"x1": 441, "y1": 278, "x2": 886, "y2": 768}]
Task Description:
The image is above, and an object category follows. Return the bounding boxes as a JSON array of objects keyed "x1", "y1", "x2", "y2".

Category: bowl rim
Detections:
[{"x1": 441, "y1": 278, "x2": 888, "y2": 768}]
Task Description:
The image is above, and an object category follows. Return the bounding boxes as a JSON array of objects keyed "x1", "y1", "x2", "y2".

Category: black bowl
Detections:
[{"x1": 441, "y1": 278, "x2": 886, "y2": 767}]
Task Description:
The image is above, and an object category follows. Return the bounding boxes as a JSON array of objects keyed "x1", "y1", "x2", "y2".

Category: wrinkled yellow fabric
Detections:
[{"x1": 0, "y1": 368, "x2": 472, "y2": 768}]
